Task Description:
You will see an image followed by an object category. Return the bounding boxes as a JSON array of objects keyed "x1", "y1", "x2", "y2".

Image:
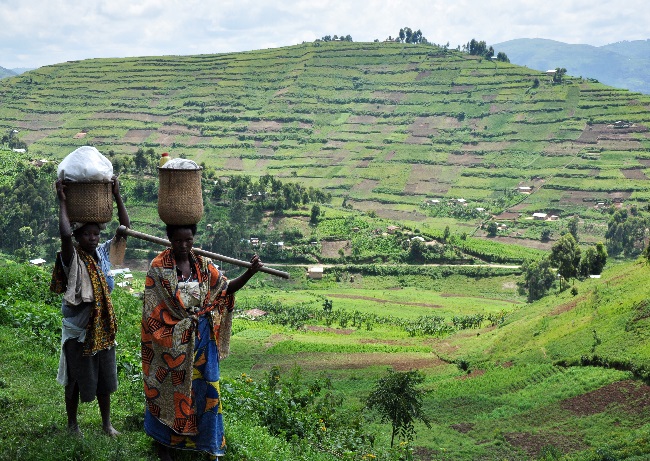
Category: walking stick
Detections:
[{"x1": 115, "y1": 225, "x2": 290, "y2": 279}]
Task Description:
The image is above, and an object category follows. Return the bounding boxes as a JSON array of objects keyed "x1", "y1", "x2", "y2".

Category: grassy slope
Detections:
[{"x1": 5, "y1": 257, "x2": 650, "y2": 460}]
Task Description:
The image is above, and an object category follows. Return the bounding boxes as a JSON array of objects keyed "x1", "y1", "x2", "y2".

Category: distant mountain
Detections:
[
  {"x1": 10, "y1": 67, "x2": 34, "y2": 75},
  {"x1": 493, "y1": 38, "x2": 650, "y2": 94},
  {"x1": 0, "y1": 66, "x2": 17, "y2": 79}
]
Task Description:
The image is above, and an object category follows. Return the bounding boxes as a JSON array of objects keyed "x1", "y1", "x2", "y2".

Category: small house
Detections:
[
  {"x1": 386, "y1": 225, "x2": 399, "y2": 234},
  {"x1": 532, "y1": 212, "x2": 547, "y2": 220},
  {"x1": 29, "y1": 258, "x2": 46, "y2": 266},
  {"x1": 546, "y1": 69, "x2": 557, "y2": 76},
  {"x1": 308, "y1": 266, "x2": 324, "y2": 280}
]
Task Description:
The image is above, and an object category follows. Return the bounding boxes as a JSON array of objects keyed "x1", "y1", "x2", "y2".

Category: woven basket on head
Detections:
[
  {"x1": 157, "y1": 167, "x2": 204, "y2": 225},
  {"x1": 64, "y1": 180, "x2": 113, "y2": 223}
]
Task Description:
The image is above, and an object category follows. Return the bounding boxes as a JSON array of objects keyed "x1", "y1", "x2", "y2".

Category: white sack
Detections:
[
  {"x1": 57, "y1": 146, "x2": 113, "y2": 181},
  {"x1": 161, "y1": 158, "x2": 200, "y2": 169}
]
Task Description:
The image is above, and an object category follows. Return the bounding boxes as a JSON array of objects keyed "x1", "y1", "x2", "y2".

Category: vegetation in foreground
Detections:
[{"x1": 1, "y1": 252, "x2": 650, "y2": 460}]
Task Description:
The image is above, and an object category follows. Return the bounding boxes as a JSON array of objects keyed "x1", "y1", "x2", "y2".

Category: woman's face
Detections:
[
  {"x1": 169, "y1": 227, "x2": 194, "y2": 258},
  {"x1": 74, "y1": 224, "x2": 101, "y2": 254}
]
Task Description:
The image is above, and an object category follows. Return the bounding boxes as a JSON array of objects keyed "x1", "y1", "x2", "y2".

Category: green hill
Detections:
[{"x1": 1, "y1": 41, "x2": 649, "y2": 251}]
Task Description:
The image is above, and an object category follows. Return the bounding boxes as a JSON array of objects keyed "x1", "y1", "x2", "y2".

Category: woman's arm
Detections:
[
  {"x1": 112, "y1": 175, "x2": 130, "y2": 228},
  {"x1": 56, "y1": 180, "x2": 74, "y2": 266},
  {"x1": 226, "y1": 255, "x2": 263, "y2": 295}
]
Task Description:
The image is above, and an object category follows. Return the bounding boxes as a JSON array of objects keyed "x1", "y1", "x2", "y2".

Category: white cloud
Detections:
[{"x1": 1, "y1": 0, "x2": 648, "y2": 69}]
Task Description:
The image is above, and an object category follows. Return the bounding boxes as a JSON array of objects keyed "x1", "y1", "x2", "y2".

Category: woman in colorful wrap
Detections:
[
  {"x1": 142, "y1": 223, "x2": 263, "y2": 460},
  {"x1": 51, "y1": 176, "x2": 130, "y2": 437}
]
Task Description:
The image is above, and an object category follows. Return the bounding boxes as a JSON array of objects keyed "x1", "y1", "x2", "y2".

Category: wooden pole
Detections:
[{"x1": 116, "y1": 225, "x2": 290, "y2": 279}]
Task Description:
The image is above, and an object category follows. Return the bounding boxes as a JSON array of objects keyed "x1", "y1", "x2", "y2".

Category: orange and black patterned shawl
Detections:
[{"x1": 141, "y1": 248, "x2": 233, "y2": 435}]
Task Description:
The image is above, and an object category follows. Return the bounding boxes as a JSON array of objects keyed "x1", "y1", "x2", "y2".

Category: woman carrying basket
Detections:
[
  {"x1": 142, "y1": 222, "x2": 263, "y2": 460},
  {"x1": 51, "y1": 175, "x2": 130, "y2": 437}
]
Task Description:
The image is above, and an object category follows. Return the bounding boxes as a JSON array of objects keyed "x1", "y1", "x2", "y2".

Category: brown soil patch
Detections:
[
  {"x1": 17, "y1": 130, "x2": 53, "y2": 144},
  {"x1": 559, "y1": 189, "x2": 632, "y2": 205},
  {"x1": 560, "y1": 380, "x2": 650, "y2": 416},
  {"x1": 446, "y1": 153, "x2": 483, "y2": 165},
  {"x1": 150, "y1": 132, "x2": 175, "y2": 146},
  {"x1": 458, "y1": 369, "x2": 485, "y2": 380},
  {"x1": 493, "y1": 211, "x2": 521, "y2": 220},
  {"x1": 385, "y1": 150, "x2": 396, "y2": 161},
  {"x1": 124, "y1": 129, "x2": 154, "y2": 143},
  {"x1": 451, "y1": 422, "x2": 474, "y2": 433},
  {"x1": 408, "y1": 118, "x2": 441, "y2": 137},
  {"x1": 415, "y1": 70, "x2": 431, "y2": 80},
  {"x1": 549, "y1": 299, "x2": 579, "y2": 316},
  {"x1": 321, "y1": 240, "x2": 350, "y2": 258},
  {"x1": 621, "y1": 168, "x2": 648, "y2": 180},
  {"x1": 504, "y1": 432, "x2": 585, "y2": 458},
  {"x1": 328, "y1": 293, "x2": 443, "y2": 308},
  {"x1": 351, "y1": 179, "x2": 378, "y2": 193},
  {"x1": 638, "y1": 158, "x2": 650, "y2": 167},
  {"x1": 248, "y1": 120, "x2": 283, "y2": 132},
  {"x1": 224, "y1": 157, "x2": 244, "y2": 171},
  {"x1": 542, "y1": 142, "x2": 583, "y2": 156}
]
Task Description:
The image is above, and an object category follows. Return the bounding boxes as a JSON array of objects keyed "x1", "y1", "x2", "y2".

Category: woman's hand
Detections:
[
  {"x1": 248, "y1": 254, "x2": 263, "y2": 274},
  {"x1": 55, "y1": 179, "x2": 66, "y2": 201},
  {"x1": 111, "y1": 175, "x2": 120, "y2": 196}
]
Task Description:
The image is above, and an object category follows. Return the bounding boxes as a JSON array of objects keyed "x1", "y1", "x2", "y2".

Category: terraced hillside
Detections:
[{"x1": 1, "y1": 41, "x2": 650, "y2": 241}]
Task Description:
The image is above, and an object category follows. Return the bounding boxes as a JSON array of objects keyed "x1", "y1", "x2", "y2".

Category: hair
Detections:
[{"x1": 166, "y1": 223, "x2": 197, "y2": 239}]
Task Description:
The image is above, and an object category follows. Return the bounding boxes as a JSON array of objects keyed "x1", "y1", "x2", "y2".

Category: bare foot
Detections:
[
  {"x1": 103, "y1": 424, "x2": 120, "y2": 437},
  {"x1": 67, "y1": 423, "x2": 83, "y2": 438}
]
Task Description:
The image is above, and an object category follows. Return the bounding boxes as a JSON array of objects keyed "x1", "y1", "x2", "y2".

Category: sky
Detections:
[{"x1": 2, "y1": 0, "x2": 649, "y2": 70}]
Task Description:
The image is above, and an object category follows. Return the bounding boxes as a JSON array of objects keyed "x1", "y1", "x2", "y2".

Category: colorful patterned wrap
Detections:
[{"x1": 141, "y1": 248, "x2": 233, "y2": 455}]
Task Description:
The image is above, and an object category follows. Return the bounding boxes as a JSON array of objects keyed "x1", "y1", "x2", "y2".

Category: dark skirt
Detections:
[{"x1": 64, "y1": 339, "x2": 117, "y2": 402}]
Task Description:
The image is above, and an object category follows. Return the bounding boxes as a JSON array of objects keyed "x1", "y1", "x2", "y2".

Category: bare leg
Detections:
[
  {"x1": 65, "y1": 383, "x2": 82, "y2": 436},
  {"x1": 157, "y1": 442, "x2": 174, "y2": 461},
  {"x1": 97, "y1": 393, "x2": 120, "y2": 437}
]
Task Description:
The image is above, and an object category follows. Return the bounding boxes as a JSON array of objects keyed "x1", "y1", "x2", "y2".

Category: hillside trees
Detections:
[
  {"x1": 553, "y1": 67, "x2": 568, "y2": 83},
  {"x1": 397, "y1": 27, "x2": 427, "y2": 44},
  {"x1": 0, "y1": 162, "x2": 58, "y2": 258},
  {"x1": 496, "y1": 51, "x2": 510, "y2": 62},
  {"x1": 550, "y1": 234, "x2": 581, "y2": 289},
  {"x1": 366, "y1": 369, "x2": 430, "y2": 447},
  {"x1": 579, "y1": 243, "x2": 607, "y2": 277},
  {"x1": 605, "y1": 209, "x2": 648, "y2": 257},
  {"x1": 520, "y1": 257, "x2": 556, "y2": 302}
]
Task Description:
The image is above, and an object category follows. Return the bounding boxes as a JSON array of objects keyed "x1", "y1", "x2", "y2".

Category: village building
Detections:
[
  {"x1": 386, "y1": 225, "x2": 399, "y2": 234},
  {"x1": 532, "y1": 212, "x2": 548, "y2": 220},
  {"x1": 307, "y1": 266, "x2": 324, "y2": 279},
  {"x1": 29, "y1": 258, "x2": 46, "y2": 266}
]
